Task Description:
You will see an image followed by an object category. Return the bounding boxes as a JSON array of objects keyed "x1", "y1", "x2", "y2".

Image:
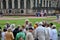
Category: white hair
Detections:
[
  {"x1": 52, "y1": 25, "x2": 56, "y2": 28},
  {"x1": 25, "y1": 19, "x2": 29, "y2": 21},
  {"x1": 39, "y1": 22, "x2": 43, "y2": 25}
]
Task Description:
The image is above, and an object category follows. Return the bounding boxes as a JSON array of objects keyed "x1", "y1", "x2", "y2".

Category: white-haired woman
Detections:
[{"x1": 10, "y1": 24, "x2": 15, "y2": 32}]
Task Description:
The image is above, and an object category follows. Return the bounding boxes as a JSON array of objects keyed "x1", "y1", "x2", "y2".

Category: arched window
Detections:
[
  {"x1": 3, "y1": 0, "x2": 6, "y2": 9},
  {"x1": 8, "y1": 0, "x2": 12, "y2": 9},
  {"x1": 14, "y1": 0, "x2": 18, "y2": 9},
  {"x1": 20, "y1": 0, "x2": 24, "y2": 9}
]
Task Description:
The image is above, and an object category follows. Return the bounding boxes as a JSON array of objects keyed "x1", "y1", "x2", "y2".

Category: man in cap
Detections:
[
  {"x1": 52, "y1": 25, "x2": 58, "y2": 40},
  {"x1": 25, "y1": 19, "x2": 29, "y2": 28},
  {"x1": 35, "y1": 22, "x2": 46, "y2": 40}
]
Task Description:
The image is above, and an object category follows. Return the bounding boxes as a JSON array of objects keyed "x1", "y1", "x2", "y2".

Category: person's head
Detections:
[
  {"x1": 0, "y1": 27, "x2": 2, "y2": 32},
  {"x1": 26, "y1": 27, "x2": 29, "y2": 31},
  {"x1": 6, "y1": 22, "x2": 10, "y2": 25},
  {"x1": 17, "y1": 25, "x2": 21, "y2": 30},
  {"x1": 52, "y1": 25, "x2": 56, "y2": 29},
  {"x1": 29, "y1": 28, "x2": 33, "y2": 32},
  {"x1": 49, "y1": 23, "x2": 53, "y2": 28},
  {"x1": 25, "y1": 19, "x2": 29, "y2": 24},
  {"x1": 7, "y1": 27, "x2": 11, "y2": 32},
  {"x1": 38, "y1": 22, "x2": 43, "y2": 26},
  {"x1": 10, "y1": 24, "x2": 15, "y2": 29},
  {"x1": 46, "y1": 23, "x2": 50, "y2": 27},
  {"x1": 29, "y1": 22, "x2": 32, "y2": 26},
  {"x1": 34, "y1": 25, "x2": 37, "y2": 29},
  {"x1": 22, "y1": 25, "x2": 25, "y2": 29},
  {"x1": 0, "y1": 27, "x2": 1, "y2": 30},
  {"x1": 42, "y1": 21, "x2": 48, "y2": 27},
  {"x1": 19, "y1": 37, "x2": 23, "y2": 40},
  {"x1": 35, "y1": 22, "x2": 39, "y2": 27},
  {"x1": 3, "y1": 28, "x2": 7, "y2": 32},
  {"x1": 19, "y1": 28, "x2": 23, "y2": 32}
]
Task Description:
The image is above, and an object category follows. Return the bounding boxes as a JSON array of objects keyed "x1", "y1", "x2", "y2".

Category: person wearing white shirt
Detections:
[
  {"x1": 35, "y1": 22, "x2": 46, "y2": 40},
  {"x1": 1, "y1": 29, "x2": 7, "y2": 40},
  {"x1": 52, "y1": 25, "x2": 58, "y2": 40},
  {"x1": 47, "y1": 23, "x2": 53, "y2": 40},
  {"x1": 47, "y1": 26, "x2": 52, "y2": 40},
  {"x1": 45, "y1": 24, "x2": 50, "y2": 40}
]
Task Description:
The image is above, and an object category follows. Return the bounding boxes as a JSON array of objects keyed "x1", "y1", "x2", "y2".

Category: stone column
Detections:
[
  {"x1": 35, "y1": 0, "x2": 37, "y2": 7},
  {"x1": 30, "y1": 0, "x2": 33, "y2": 14},
  {"x1": 18, "y1": 0, "x2": 20, "y2": 9},
  {"x1": 42, "y1": 0, "x2": 44, "y2": 7},
  {"x1": 24, "y1": 0, "x2": 26, "y2": 14},
  {"x1": 6, "y1": 0, "x2": 8, "y2": 9},
  {"x1": 1, "y1": 0, "x2": 3, "y2": 9},
  {"x1": 12, "y1": 0, "x2": 14, "y2": 9},
  {"x1": 30, "y1": 0, "x2": 33, "y2": 9},
  {"x1": 12, "y1": 0, "x2": 14, "y2": 14},
  {"x1": 24, "y1": 0, "x2": 26, "y2": 9},
  {"x1": 39, "y1": 0, "x2": 40, "y2": 4},
  {"x1": 45, "y1": 0, "x2": 47, "y2": 7},
  {"x1": 48, "y1": 0, "x2": 49, "y2": 7}
]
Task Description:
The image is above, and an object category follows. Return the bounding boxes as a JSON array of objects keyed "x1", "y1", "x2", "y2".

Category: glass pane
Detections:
[
  {"x1": 14, "y1": 0, "x2": 18, "y2": 9},
  {"x1": 8, "y1": 0, "x2": 12, "y2": 9},
  {"x1": 3, "y1": 0, "x2": 6, "y2": 9}
]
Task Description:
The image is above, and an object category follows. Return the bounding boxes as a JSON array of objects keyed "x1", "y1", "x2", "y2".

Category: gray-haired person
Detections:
[{"x1": 35, "y1": 22, "x2": 46, "y2": 40}]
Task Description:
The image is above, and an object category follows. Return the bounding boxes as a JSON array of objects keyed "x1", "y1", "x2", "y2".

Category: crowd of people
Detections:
[{"x1": 0, "y1": 19, "x2": 58, "y2": 40}]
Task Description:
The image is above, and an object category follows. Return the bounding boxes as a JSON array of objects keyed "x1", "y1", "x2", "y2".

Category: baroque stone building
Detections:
[{"x1": 0, "y1": 0, "x2": 58, "y2": 15}]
